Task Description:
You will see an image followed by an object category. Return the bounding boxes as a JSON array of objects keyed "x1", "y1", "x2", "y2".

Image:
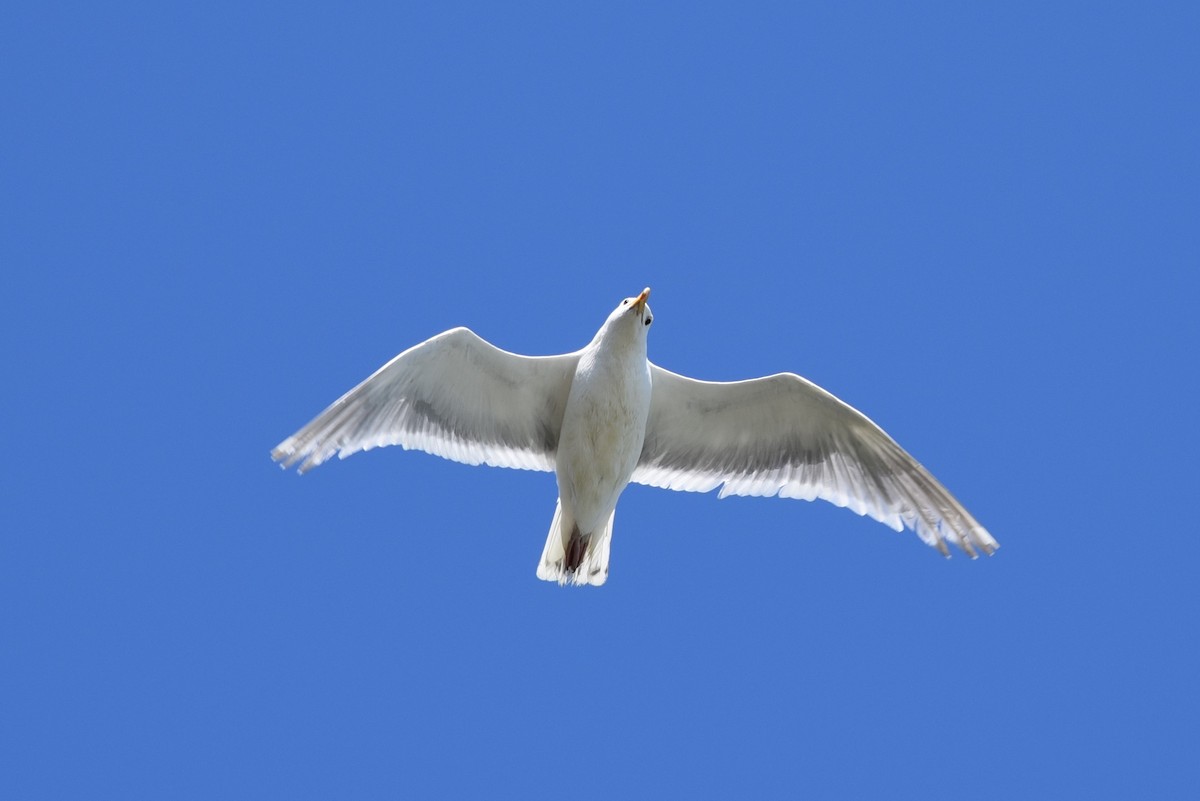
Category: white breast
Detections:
[{"x1": 555, "y1": 344, "x2": 652, "y2": 535}]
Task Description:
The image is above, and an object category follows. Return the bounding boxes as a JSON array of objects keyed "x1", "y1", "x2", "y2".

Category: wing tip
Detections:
[
  {"x1": 270, "y1": 438, "x2": 319, "y2": 473},
  {"x1": 938, "y1": 526, "x2": 999, "y2": 559},
  {"x1": 970, "y1": 526, "x2": 1000, "y2": 557}
]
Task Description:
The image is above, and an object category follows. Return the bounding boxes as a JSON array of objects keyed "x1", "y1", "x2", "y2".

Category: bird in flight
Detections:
[{"x1": 273, "y1": 288, "x2": 996, "y2": 585}]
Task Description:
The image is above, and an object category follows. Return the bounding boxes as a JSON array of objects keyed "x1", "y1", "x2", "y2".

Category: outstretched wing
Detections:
[
  {"x1": 272, "y1": 327, "x2": 579, "y2": 474},
  {"x1": 632, "y1": 364, "x2": 996, "y2": 557}
]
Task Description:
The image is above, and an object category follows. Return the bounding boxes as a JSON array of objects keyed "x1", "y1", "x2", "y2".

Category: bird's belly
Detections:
[{"x1": 556, "y1": 378, "x2": 649, "y2": 534}]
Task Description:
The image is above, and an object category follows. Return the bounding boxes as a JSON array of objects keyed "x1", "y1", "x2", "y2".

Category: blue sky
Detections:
[{"x1": 3, "y1": 2, "x2": 1197, "y2": 798}]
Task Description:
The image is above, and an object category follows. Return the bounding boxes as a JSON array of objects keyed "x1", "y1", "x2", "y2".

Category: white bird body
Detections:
[
  {"x1": 272, "y1": 287, "x2": 996, "y2": 586},
  {"x1": 540, "y1": 296, "x2": 654, "y2": 584}
]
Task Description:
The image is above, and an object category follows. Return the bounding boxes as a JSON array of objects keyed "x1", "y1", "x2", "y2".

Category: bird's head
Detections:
[
  {"x1": 607, "y1": 287, "x2": 653, "y2": 331},
  {"x1": 591, "y1": 287, "x2": 653, "y2": 352}
]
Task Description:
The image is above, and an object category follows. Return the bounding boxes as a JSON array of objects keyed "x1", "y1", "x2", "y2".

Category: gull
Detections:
[{"x1": 272, "y1": 288, "x2": 996, "y2": 585}]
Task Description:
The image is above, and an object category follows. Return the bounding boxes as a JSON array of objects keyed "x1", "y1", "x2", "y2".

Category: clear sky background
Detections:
[{"x1": 3, "y1": 2, "x2": 1197, "y2": 798}]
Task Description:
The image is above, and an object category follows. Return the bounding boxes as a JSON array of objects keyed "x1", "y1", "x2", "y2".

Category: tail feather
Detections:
[{"x1": 536, "y1": 499, "x2": 614, "y2": 587}]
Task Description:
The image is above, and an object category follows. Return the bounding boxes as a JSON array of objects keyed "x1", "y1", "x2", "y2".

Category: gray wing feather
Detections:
[
  {"x1": 272, "y1": 327, "x2": 579, "y2": 474},
  {"x1": 632, "y1": 364, "x2": 996, "y2": 557}
]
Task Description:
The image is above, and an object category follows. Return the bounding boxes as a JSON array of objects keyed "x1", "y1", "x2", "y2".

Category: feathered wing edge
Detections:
[
  {"x1": 272, "y1": 327, "x2": 579, "y2": 475},
  {"x1": 631, "y1": 365, "x2": 997, "y2": 558}
]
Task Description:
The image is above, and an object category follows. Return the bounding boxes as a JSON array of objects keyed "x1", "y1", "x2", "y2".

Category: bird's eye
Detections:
[
  {"x1": 645, "y1": 317, "x2": 652, "y2": 326},
  {"x1": 622, "y1": 300, "x2": 629, "y2": 306}
]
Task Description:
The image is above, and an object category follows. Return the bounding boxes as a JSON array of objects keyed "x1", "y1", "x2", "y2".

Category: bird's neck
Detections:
[{"x1": 590, "y1": 323, "x2": 646, "y2": 361}]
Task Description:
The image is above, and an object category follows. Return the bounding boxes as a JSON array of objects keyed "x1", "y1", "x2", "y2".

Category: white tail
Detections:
[{"x1": 536, "y1": 499, "x2": 614, "y2": 586}]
